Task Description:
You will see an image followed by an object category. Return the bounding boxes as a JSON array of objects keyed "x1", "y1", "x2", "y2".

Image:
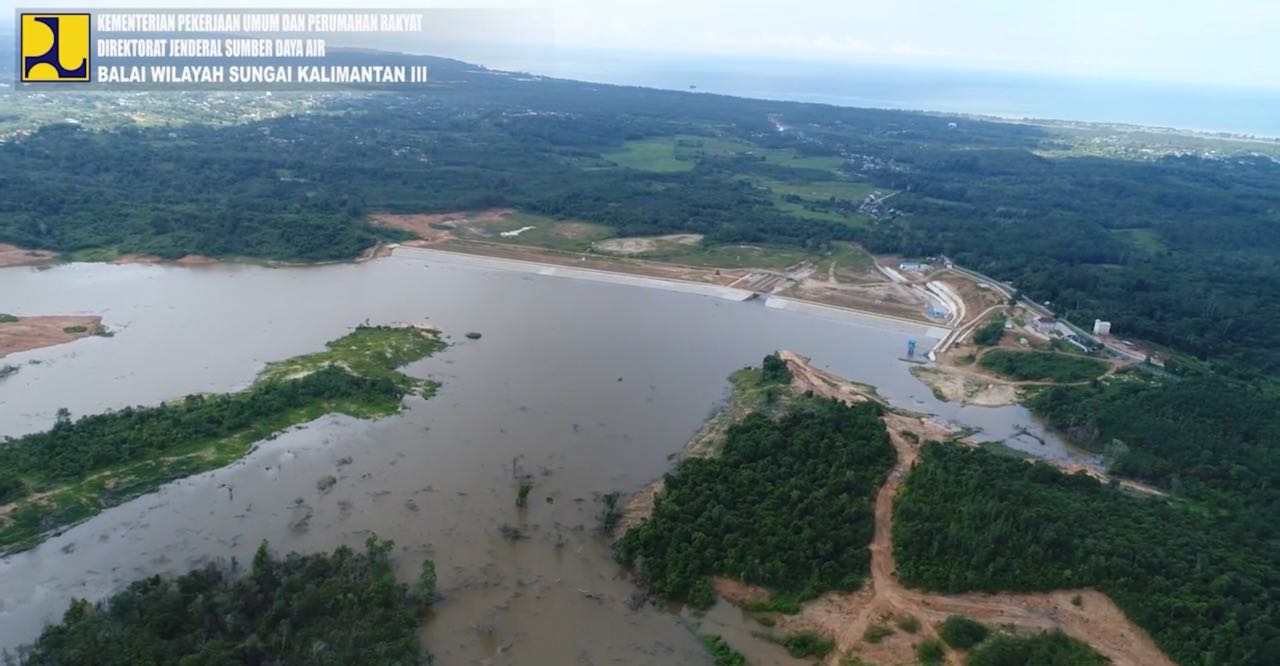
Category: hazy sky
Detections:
[{"x1": 6, "y1": 0, "x2": 1277, "y2": 88}]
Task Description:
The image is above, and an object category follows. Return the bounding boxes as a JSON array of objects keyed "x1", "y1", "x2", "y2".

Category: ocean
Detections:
[{"x1": 470, "y1": 47, "x2": 1280, "y2": 138}]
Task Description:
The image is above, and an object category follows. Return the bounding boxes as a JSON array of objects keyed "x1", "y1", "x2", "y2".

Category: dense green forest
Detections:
[
  {"x1": 14, "y1": 538, "x2": 437, "y2": 665},
  {"x1": 5, "y1": 48, "x2": 1280, "y2": 666},
  {"x1": 615, "y1": 396, "x2": 894, "y2": 607},
  {"x1": 1027, "y1": 372, "x2": 1280, "y2": 541},
  {"x1": 977, "y1": 349, "x2": 1108, "y2": 382},
  {"x1": 894, "y1": 444, "x2": 1280, "y2": 666},
  {"x1": 858, "y1": 147, "x2": 1280, "y2": 374},
  {"x1": 937, "y1": 615, "x2": 990, "y2": 649},
  {"x1": 965, "y1": 630, "x2": 1107, "y2": 666},
  {"x1": 4, "y1": 51, "x2": 1280, "y2": 374}
]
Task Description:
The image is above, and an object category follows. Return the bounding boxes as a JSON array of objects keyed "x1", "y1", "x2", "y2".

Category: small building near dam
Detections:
[{"x1": 1033, "y1": 316, "x2": 1058, "y2": 333}]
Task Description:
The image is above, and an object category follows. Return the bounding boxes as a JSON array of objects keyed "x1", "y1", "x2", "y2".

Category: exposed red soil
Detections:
[
  {"x1": 0, "y1": 243, "x2": 58, "y2": 268},
  {"x1": 0, "y1": 315, "x2": 104, "y2": 358},
  {"x1": 367, "y1": 209, "x2": 516, "y2": 244},
  {"x1": 770, "y1": 353, "x2": 1176, "y2": 666}
]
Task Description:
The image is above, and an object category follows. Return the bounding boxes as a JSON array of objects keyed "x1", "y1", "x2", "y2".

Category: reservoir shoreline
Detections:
[{"x1": 0, "y1": 249, "x2": 1081, "y2": 663}]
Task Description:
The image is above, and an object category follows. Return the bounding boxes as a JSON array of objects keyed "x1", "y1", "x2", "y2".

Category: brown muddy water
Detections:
[{"x1": 0, "y1": 248, "x2": 1097, "y2": 664}]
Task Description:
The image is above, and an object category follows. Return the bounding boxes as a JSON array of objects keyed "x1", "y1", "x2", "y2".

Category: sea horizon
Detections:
[
  {"x1": 460, "y1": 46, "x2": 1280, "y2": 140},
  {"x1": 3, "y1": 24, "x2": 1277, "y2": 139}
]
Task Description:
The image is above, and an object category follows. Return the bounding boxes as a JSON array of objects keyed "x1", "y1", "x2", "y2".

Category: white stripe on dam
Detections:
[
  {"x1": 764, "y1": 296, "x2": 950, "y2": 338},
  {"x1": 394, "y1": 246, "x2": 756, "y2": 301}
]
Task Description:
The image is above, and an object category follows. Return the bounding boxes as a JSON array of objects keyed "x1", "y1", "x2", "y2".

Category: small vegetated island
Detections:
[
  {"x1": 0, "y1": 325, "x2": 445, "y2": 554},
  {"x1": 18, "y1": 537, "x2": 438, "y2": 665}
]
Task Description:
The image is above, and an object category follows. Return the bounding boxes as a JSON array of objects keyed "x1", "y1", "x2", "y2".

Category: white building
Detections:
[{"x1": 1093, "y1": 319, "x2": 1112, "y2": 335}]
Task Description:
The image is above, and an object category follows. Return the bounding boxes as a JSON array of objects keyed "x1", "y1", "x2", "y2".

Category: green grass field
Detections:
[
  {"x1": 758, "y1": 153, "x2": 847, "y2": 172},
  {"x1": 815, "y1": 243, "x2": 875, "y2": 274},
  {"x1": 478, "y1": 213, "x2": 614, "y2": 253},
  {"x1": 743, "y1": 176, "x2": 879, "y2": 227},
  {"x1": 754, "y1": 177, "x2": 880, "y2": 201},
  {"x1": 604, "y1": 135, "x2": 850, "y2": 175},
  {"x1": 773, "y1": 199, "x2": 871, "y2": 227},
  {"x1": 979, "y1": 349, "x2": 1108, "y2": 383},
  {"x1": 602, "y1": 137, "x2": 700, "y2": 172},
  {"x1": 650, "y1": 244, "x2": 808, "y2": 269}
]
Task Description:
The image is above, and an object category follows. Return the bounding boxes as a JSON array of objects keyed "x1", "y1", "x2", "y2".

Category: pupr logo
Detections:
[{"x1": 20, "y1": 13, "x2": 91, "y2": 82}]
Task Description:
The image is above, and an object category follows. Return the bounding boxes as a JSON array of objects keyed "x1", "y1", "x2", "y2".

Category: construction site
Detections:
[{"x1": 368, "y1": 209, "x2": 1157, "y2": 403}]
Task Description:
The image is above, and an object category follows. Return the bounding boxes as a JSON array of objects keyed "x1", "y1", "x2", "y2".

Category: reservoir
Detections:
[{"x1": 0, "y1": 248, "x2": 1092, "y2": 663}]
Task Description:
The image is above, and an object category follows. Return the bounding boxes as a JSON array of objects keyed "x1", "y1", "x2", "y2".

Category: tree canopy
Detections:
[
  {"x1": 616, "y1": 396, "x2": 894, "y2": 607},
  {"x1": 894, "y1": 444, "x2": 1280, "y2": 666},
  {"x1": 16, "y1": 538, "x2": 437, "y2": 665}
]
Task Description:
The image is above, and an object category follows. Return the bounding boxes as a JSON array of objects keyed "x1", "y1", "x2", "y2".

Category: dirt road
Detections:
[{"x1": 777, "y1": 353, "x2": 1175, "y2": 666}]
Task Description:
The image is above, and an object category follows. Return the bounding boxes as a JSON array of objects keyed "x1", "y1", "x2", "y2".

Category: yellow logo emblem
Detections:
[{"x1": 20, "y1": 13, "x2": 91, "y2": 82}]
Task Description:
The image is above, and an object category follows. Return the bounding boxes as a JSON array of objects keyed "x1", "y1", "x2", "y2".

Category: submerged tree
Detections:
[{"x1": 19, "y1": 538, "x2": 437, "y2": 665}]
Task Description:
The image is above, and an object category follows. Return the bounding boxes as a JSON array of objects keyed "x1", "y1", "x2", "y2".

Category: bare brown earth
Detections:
[
  {"x1": 0, "y1": 243, "x2": 57, "y2": 268},
  {"x1": 909, "y1": 365, "x2": 1021, "y2": 406},
  {"x1": 776, "y1": 249, "x2": 931, "y2": 322},
  {"x1": 936, "y1": 272, "x2": 1008, "y2": 320},
  {"x1": 368, "y1": 208, "x2": 516, "y2": 243},
  {"x1": 625, "y1": 351, "x2": 1174, "y2": 666},
  {"x1": 783, "y1": 279, "x2": 927, "y2": 322},
  {"x1": 593, "y1": 234, "x2": 703, "y2": 255},
  {"x1": 370, "y1": 210, "x2": 937, "y2": 322},
  {"x1": 0, "y1": 315, "x2": 104, "y2": 358},
  {"x1": 111, "y1": 254, "x2": 218, "y2": 266},
  {"x1": 776, "y1": 353, "x2": 1174, "y2": 666}
]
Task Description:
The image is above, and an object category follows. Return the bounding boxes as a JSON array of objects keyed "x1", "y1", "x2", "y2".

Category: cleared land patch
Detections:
[
  {"x1": 0, "y1": 315, "x2": 104, "y2": 358},
  {"x1": 592, "y1": 234, "x2": 703, "y2": 256},
  {"x1": 979, "y1": 349, "x2": 1108, "y2": 383},
  {"x1": 0, "y1": 243, "x2": 58, "y2": 268},
  {"x1": 753, "y1": 176, "x2": 879, "y2": 201},
  {"x1": 619, "y1": 352, "x2": 1173, "y2": 666},
  {"x1": 651, "y1": 243, "x2": 807, "y2": 270},
  {"x1": 602, "y1": 136, "x2": 700, "y2": 172},
  {"x1": 604, "y1": 135, "x2": 849, "y2": 174},
  {"x1": 371, "y1": 209, "x2": 613, "y2": 253},
  {"x1": 910, "y1": 366, "x2": 1020, "y2": 406}
]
